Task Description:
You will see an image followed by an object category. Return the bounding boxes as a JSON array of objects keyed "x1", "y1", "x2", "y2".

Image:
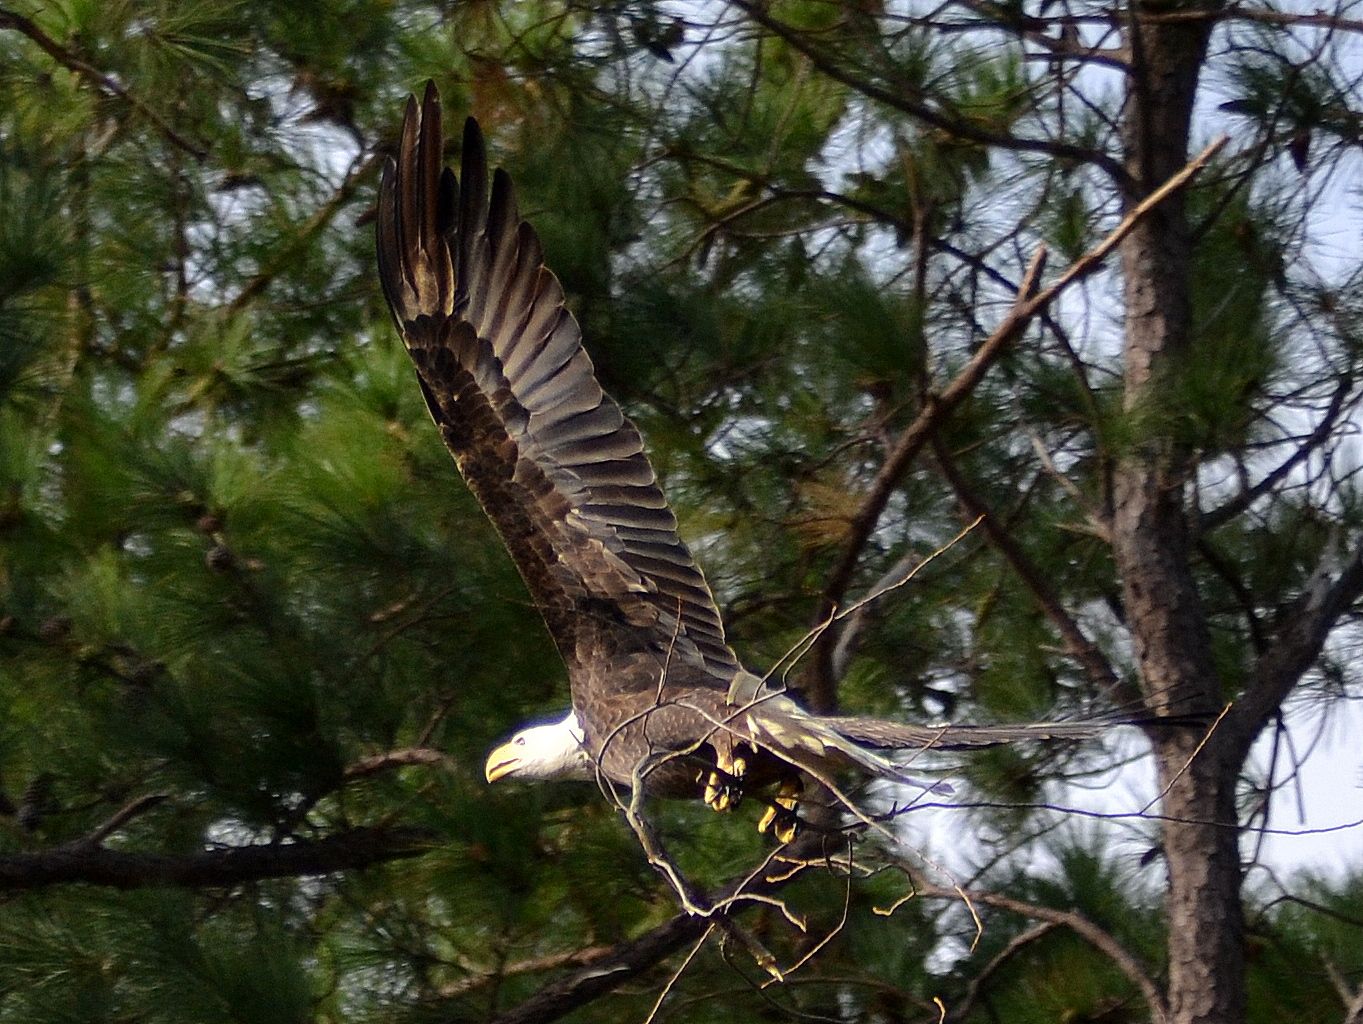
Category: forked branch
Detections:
[{"x1": 809, "y1": 137, "x2": 1227, "y2": 705}]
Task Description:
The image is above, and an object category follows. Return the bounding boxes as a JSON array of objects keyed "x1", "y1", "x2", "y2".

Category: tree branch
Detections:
[
  {"x1": 1199, "y1": 369, "x2": 1356, "y2": 533},
  {"x1": 946, "y1": 922, "x2": 1057, "y2": 1023},
  {"x1": 436, "y1": 946, "x2": 615, "y2": 999},
  {"x1": 1144, "y1": 5, "x2": 1363, "y2": 35},
  {"x1": 485, "y1": 908, "x2": 709, "y2": 1024},
  {"x1": 83, "y1": 792, "x2": 169, "y2": 847},
  {"x1": 0, "y1": 6, "x2": 207, "y2": 160},
  {"x1": 224, "y1": 151, "x2": 380, "y2": 315},
  {"x1": 344, "y1": 747, "x2": 453, "y2": 780},
  {"x1": 930, "y1": 435, "x2": 1129, "y2": 702},
  {"x1": 486, "y1": 837, "x2": 826, "y2": 1024},
  {"x1": 807, "y1": 134, "x2": 1224, "y2": 706},
  {"x1": 727, "y1": 0, "x2": 1128, "y2": 181},
  {"x1": 0, "y1": 826, "x2": 434, "y2": 891},
  {"x1": 913, "y1": 883, "x2": 1168, "y2": 1024},
  {"x1": 1226, "y1": 541, "x2": 1363, "y2": 760}
]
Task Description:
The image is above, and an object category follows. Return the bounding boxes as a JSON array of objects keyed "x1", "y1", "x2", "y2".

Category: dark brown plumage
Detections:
[{"x1": 376, "y1": 85, "x2": 1119, "y2": 838}]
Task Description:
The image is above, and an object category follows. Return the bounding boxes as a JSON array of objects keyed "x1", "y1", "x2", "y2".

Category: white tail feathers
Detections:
[
  {"x1": 747, "y1": 701, "x2": 954, "y2": 795},
  {"x1": 826, "y1": 714, "x2": 1110, "y2": 750}
]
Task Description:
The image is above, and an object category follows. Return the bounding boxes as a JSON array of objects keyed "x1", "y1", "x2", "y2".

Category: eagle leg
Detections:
[
  {"x1": 757, "y1": 779, "x2": 802, "y2": 843},
  {"x1": 702, "y1": 743, "x2": 750, "y2": 812}
]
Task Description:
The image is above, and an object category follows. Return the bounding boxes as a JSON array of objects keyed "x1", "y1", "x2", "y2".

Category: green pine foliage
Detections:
[{"x1": 1, "y1": 1, "x2": 1361, "y2": 1022}]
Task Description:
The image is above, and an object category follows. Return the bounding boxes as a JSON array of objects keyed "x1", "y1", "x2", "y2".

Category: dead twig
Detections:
[
  {"x1": 81, "y1": 792, "x2": 170, "y2": 847},
  {"x1": 944, "y1": 923, "x2": 1058, "y2": 1023},
  {"x1": 343, "y1": 747, "x2": 453, "y2": 781},
  {"x1": 910, "y1": 880, "x2": 1168, "y2": 1024}
]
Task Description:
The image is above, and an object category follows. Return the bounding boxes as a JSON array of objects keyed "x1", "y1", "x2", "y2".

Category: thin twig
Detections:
[
  {"x1": 82, "y1": 792, "x2": 170, "y2": 847},
  {"x1": 912, "y1": 880, "x2": 1168, "y2": 1024},
  {"x1": 641, "y1": 925, "x2": 715, "y2": 1024},
  {"x1": 1140, "y1": 702, "x2": 1232, "y2": 814},
  {"x1": 945, "y1": 922, "x2": 1057, "y2": 1023}
]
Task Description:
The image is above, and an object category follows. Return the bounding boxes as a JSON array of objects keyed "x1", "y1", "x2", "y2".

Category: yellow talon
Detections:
[
  {"x1": 756, "y1": 951, "x2": 784, "y2": 982},
  {"x1": 757, "y1": 779, "x2": 802, "y2": 842},
  {"x1": 705, "y1": 771, "x2": 736, "y2": 812}
]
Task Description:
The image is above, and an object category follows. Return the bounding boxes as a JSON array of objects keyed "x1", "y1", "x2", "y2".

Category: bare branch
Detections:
[
  {"x1": 482, "y1": 831, "x2": 840, "y2": 1024},
  {"x1": 435, "y1": 946, "x2": 615, "y2": 999},
  {"x1": 1145, "y1": 5, "x2": 1363, "y2": 34},
  {"x1": 808, "y1": 135, "x2": 1225, "y2": 705},
  {"x1": 1325, "y1": 959, "x2": 1363, "y2": 1024},
  {"x1": 912, "y1": 883, "x2": 1168, "y2": 1024},
  {"x1": 1226, "y1": 541, "x2": 1363, "y2": 759},
  {"x1": 946, "y1": 922, "x2": 1057, "y2": 1023},
  {"x1": 83, "y1": 792, "x2": 170, "y2": 847},
  {"x1": 343, "y1": 747, "x2": 452, "y2": 780},
  {"x1": 485, "y1": 909, "x2": 710, "y2": 1024}
]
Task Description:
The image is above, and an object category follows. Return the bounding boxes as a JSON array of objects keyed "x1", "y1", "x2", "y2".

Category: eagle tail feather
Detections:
[
  {"x1": 824, "y1": 715, "x2": 1107, "y2": 751},
  {"x1": 746, "y1": 704, "x2": 953, "y2": 795}
]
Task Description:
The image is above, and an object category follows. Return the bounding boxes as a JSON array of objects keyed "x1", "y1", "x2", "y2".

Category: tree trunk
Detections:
[{"x1": 1112, "y1": 8, "x2": 1245, "y2": 1024}]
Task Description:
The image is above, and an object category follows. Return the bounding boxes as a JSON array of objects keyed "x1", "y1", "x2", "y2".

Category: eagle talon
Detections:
[
  {"x1": 757, "y1": 780, "x2": 802, "y2": 842},
  {"x1": 704, "y1": 771, "x2": 741, "y2": 812},
  {"x1": 757, "y1": 803, "x2": 800, "y2": 842}
]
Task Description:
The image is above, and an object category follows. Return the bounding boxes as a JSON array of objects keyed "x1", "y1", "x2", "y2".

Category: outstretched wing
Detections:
[{"x1": 376, "y1": 83, "x2": 737, "y2": 681}]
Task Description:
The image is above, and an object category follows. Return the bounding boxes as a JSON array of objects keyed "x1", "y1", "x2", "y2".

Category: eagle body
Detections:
[
  {"x1": 377, "y1": 85, "x2": 1124, "y2": 838},
  {"x1": 567, "y1": 649, "x2": 791, "y2": 800}
]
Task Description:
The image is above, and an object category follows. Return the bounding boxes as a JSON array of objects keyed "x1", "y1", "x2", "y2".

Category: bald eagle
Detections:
[{"x1": 376, "y1": 85, "x2": 1113, "y2": 841}]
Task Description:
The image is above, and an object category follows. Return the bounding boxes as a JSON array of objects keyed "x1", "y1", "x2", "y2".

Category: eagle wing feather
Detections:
[{"x1": 376, "y1": 84, "x2": 737, "y2": 681}]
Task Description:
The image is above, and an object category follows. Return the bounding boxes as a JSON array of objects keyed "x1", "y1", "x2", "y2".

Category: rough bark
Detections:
[{"x1": 1111, "y1": 8, "x2": 1243, "y2": 1024}]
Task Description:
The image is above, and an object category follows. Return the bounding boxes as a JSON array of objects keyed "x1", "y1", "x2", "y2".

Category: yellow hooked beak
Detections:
[{"x1": 484, "y1": 741, "x2": 520, "y2": 784}]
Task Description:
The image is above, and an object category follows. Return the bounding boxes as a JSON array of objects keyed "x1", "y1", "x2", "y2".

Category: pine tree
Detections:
[{"x1": 2, "y1": 2, "x2": 1362, "y2": 1023}]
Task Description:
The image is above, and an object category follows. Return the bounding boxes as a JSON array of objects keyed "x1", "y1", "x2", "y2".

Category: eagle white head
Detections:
[{"x1": 484, "y1": 709, "x2": 593, "y2": 783}]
